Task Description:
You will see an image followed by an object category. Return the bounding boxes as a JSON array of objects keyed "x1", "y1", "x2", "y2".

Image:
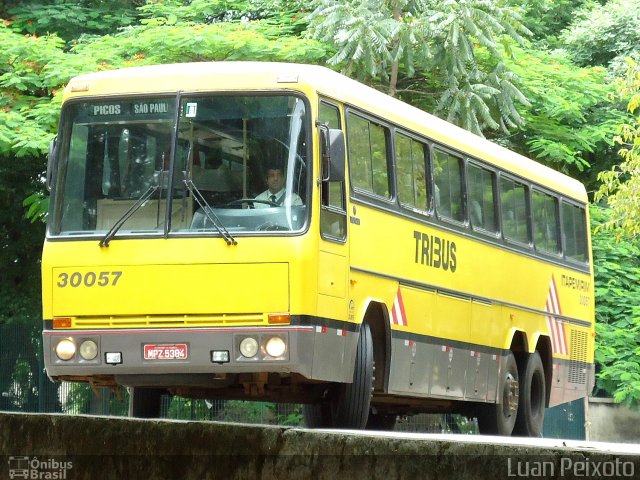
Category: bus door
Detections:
[{"x1": 312, "y1": 101, "x2": 351, "y2": 381}]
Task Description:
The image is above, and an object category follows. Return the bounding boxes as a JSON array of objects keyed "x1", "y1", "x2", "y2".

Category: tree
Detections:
[
  {"x1": 504, "y1": 0, "x2": 595, "y2": 49},
  {"x1": 306, "y1": 0, "x2": 531, "y2": 136},
  {"x1": 561, "y1": 0, "x2": 640, "y2": 71},
  {"x1": 499, "y1": 46, "x2": 628, "y2": 188},
  {"x1": 6, "y1": 0, "x2": 139, "y2": 42},
  {"x1": 591, "y1": 206, "x2": 640, "y2": 407},
  {"x1": 0, "y1": 22, "x2": 79, "y2": 413},
  {"x1": 596, "y1": 59, "x2": 640, "y2": 235}
]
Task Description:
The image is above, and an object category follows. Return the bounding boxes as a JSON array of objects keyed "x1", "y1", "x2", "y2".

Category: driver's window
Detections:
[
  {"x1": 174, "y1": 94, "x2": 309, "y2": 234},
  {"x1": 319, "y1": 101, "x2": 346, "y2": 241}
]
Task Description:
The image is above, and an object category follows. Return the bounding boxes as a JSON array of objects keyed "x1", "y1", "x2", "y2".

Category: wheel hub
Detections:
[{"x1": 502, "y1": 373, "x2": 519, "y2": 417}]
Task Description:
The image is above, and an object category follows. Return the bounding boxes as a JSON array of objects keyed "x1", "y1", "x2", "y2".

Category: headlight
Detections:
[
  {"x1": 239, "y1": 337, "x2": 259, "y2": 358},
  {"x1": 265, "y1": 336, "x2": 287, "y2": 358},
  {"x1": 55, "y1": 339, "x2": 76, "y2": 360},
  {"x1": 79, "y1": 340, "x2": 98, "y2": 360}
]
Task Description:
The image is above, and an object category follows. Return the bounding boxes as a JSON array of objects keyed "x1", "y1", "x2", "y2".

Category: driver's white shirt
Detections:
[{"x1": 254, "y1": 188, "x2": 302, "y2": 208}]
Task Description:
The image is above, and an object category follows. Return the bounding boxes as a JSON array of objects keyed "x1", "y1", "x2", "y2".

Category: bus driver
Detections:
[{"x1": 254, "y1": 165, "x2": 302, "y2": 208}]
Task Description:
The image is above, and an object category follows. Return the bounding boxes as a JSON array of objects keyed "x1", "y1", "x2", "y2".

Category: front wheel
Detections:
[
  {"x1": 513, "y1": 351, "x2": 546, "y2": 437},
  {"x1": 303, "y1": 323, "x2": 374, "y2": 429},
  {"x1": 331, "y1": 323, "x2": 374, "y2": 428},
  {"x1": 477, "y1": 352, "x2": 519, "y2": 435}
]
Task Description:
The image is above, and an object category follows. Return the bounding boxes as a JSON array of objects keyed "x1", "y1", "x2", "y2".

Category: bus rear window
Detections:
[{"x1": 562, "y1": 202, "x2": 588, "y2": 262}]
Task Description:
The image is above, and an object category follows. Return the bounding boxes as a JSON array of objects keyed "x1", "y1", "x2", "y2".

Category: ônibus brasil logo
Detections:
[{"x1": 8, "y1": 456, "x2": 73, "y2": 479}]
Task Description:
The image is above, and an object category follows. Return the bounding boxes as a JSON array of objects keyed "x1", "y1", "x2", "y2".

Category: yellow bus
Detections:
[{"x1": 42, "y1": 62, "x2": 594, "y2": 436}]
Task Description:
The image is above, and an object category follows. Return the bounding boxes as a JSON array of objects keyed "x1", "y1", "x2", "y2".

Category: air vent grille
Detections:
[{"x1": 568, "y1": 330, "x2": 588, "y2": 384}]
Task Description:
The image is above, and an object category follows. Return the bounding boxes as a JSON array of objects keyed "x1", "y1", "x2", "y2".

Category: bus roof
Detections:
[{"x1": 64, "y1": 61, "x2": 587, "y2": 202}]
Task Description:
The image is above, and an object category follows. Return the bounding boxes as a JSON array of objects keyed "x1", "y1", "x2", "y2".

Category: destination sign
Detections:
[{"x1": 86, "y1": 100, "x2": 173, "y2": 119}]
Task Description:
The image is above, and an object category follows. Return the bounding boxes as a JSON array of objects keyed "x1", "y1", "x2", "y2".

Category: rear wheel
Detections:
[
  {"x1": 513, "y1": 351, "x2": 546, "y2": 437},
  {"x1": 477, "y1": 352, "x2": 519, "y2": 435},
  {"x1": 128, "y1": 387, "x2": 164, "y2": 418}
]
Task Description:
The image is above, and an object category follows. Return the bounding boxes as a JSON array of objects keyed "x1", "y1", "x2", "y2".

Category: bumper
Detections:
[{"x1": 43, "y1": 326, "x2": 316, "y2": 379}]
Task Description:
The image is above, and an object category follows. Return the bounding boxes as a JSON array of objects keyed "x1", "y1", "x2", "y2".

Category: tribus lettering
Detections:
[{"x1": 413, "y1": 230, "x2": 457, "y2": 273}]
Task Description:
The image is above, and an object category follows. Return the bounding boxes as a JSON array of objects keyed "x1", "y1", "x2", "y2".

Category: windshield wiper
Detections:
[
  {"x1": 99, "y1": 185, "x2": 159, "y2": 247},
  {"x1": 183, "y1": 178, "x2": 237, "y2": 246}
]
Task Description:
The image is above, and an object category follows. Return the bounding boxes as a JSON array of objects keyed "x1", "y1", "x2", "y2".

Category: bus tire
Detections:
[
  {"x1": 477, "y1": 352, "x2": 519, "y2": 436},
  {"x1": 513, "y1": 351, "x2": 546, "y2": 437},
  {"x1": 302, "y1": 402, "x2": 332, "y2": 428},
  {"x1": 331, "y1": 323, "x2": 374, "y2": 429},
  {"x1": 366, "y1": 412, "x2": 397, "y2": 431},
  {"x1": 128, "y1": 387, "x2": 163, "y2": 418}
]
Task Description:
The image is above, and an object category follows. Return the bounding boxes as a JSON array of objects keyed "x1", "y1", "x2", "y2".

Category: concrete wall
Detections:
[
  {"x1": 1, "y1": 412, "x2": 638, "y2": 480},
  {"x1": 588, "y1": 397, "x2": 640, "y2": 443}
]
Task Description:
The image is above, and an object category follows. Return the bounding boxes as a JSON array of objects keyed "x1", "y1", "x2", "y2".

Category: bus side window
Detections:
[
  {"x1": 319, "y1": 101, "x2": 346, "y2": 240},
  {"x1": 347, "y1": 111, "x2": 391, "y2": 199},
  {"x1": 396, "y1": 132, "x2": 429, "y2": 213},
  {"x1": 467, "y1": 163, "x2": 497, "y2": 232},
  {"x1": 562, "y1": 201, "x2": 588, "y2": 263},
  {"x1": 500, "y1": 176, "x2": 530, "y2": 244},
  {"x1": 533, "y1": 190, "x2": 560, "y2": 254},
  {"x1": 433, "y1": 148, "x2": 464, "y2": 222}
]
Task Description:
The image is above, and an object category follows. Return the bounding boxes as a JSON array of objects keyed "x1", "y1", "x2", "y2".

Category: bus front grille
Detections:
[{"x1": 68, "y1": 314, "x2": 267, "y2": 329}]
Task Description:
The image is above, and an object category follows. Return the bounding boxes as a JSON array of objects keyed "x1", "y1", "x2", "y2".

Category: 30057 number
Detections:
[{"x1": 57, "y1": 271, "x2": 123, "y2": 288}]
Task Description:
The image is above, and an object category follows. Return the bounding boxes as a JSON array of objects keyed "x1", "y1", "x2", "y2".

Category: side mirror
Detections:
[
  {"x1": 320, "y1": 126, "x2": 345, "y2": 183},
  {"x1": 46, "y1": 138, "x2": 56, "y2": 191}
]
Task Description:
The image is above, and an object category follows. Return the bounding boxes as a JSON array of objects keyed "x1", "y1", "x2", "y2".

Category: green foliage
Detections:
[
  {"x1": 591, "y1": 206, "x2": 640, "y2": 407},
  {"x1": 71, "y1": 21, "x2": 327, "y2": 66},
  {"x1": 0, "y1": 26, "x2": 66, "y2": 156},
  {"x1": 165, "y1": 398, "x2": 303, "y2": 425},
  {"x1": 307, "y1": 0, "x2": 532, "y2": 136},
  {"x1": 505, "y1": 0, "x2": 595, "y2": 48},
  {"x1": 62, "y1": 383, "x2": 129, "y2": 415},
  {"x1": 561, "y1": 0, "x2": 640, "y2": 69},
  {"x1": 23, "y1": 192, "x2": 49, "y2": 223},
  {"x1": 502, "y1": 47, "x2": 627, "y2": 185},
  {"x1": 595, "y1": 59, "x2": 640, "y2": 235},
  {"x1": 215, "y1": 400, "x2": 303, "y2": 425},
  {"x1": 137, "y1": 0, "x2": 310, "y2": 35},
  {"x1": 7, "y1": 0, "x2": 137, "y2": 42}
]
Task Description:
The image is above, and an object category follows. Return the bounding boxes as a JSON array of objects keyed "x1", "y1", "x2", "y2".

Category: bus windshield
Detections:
[{"x1": 50, "y1": 94, "x2": 310, "y2": 237}]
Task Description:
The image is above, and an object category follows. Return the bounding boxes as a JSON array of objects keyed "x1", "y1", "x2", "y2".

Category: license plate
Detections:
[{"x1": 143, "y1": 343, "x2": 188, "y2": 360}]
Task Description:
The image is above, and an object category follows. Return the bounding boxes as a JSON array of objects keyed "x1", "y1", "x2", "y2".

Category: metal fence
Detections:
[{"x1": 0, "y1": 321, "x2": 584, "y2": 437}]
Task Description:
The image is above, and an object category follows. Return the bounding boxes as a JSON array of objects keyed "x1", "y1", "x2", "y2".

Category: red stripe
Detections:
[
  {"x1": 551, "y1": 275, "x2": 562, "y2": 314},
  {"x1": 397, "y1": 289, "x2": 408, "y2": 326},
  {"x1": 390, "y1": 304, "x2": 399, "y2": 325},
  {"x1": 557, "y1": 320, "x2": 567, "y2": 354}
]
